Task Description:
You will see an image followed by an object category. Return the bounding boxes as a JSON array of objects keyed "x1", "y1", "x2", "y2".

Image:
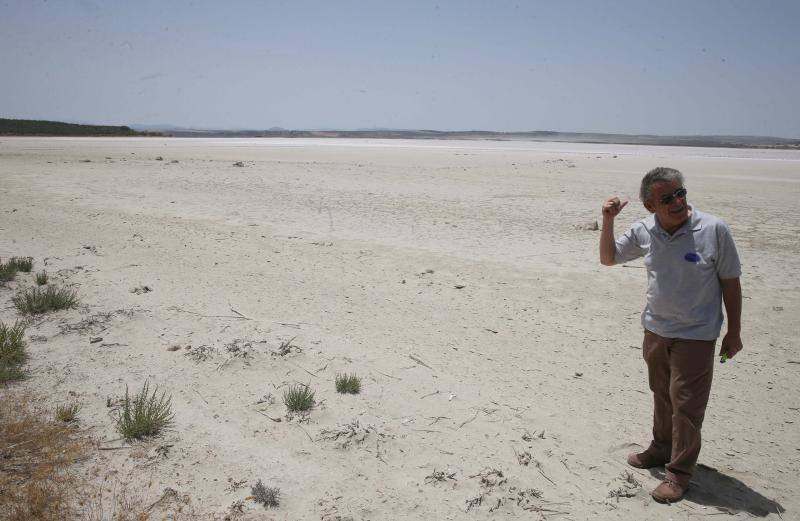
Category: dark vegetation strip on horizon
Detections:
[{"x1": 0, "y1": 118, "x2": 159, "y2": 137}]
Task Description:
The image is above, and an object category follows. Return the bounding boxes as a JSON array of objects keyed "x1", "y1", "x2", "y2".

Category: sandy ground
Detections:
[{"x1": 1, "y1": 137, "x2": 798, "y2": 520}]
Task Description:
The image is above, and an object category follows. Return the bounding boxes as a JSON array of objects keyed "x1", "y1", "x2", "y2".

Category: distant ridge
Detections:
[
  {"x1": 0, "y1": 118, "x2": 158, "y2": 136},
  {"x1": 3, "y1": 118, "x2": 798, "y2": 149}
]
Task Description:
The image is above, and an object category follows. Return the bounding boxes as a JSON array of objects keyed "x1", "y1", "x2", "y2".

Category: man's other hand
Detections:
[
  {"x1": 720, "y1": 332, "x2": 743, "y2": 359},
  {"x1": 602, "y1": 197, "x2": 628, "y2": 219}
]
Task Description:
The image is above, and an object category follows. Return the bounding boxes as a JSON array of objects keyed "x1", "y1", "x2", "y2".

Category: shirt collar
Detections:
[
  {"x1": 689, "y1": 207, "x2": 703, "y2": 231},
  {"x1": 644, "y1": 205, "x2": 702, "y2": 236}
]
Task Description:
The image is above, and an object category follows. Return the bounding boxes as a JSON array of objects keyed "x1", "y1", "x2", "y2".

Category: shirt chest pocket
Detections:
[
  {"x1": 644, "y1": 241, "x2": 717, "y2": 277},
  {"x1": 686, "y1": 245, "x2": 718, "y2": 271}
]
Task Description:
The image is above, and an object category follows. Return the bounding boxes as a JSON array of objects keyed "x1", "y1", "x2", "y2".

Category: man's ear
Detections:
[{"x1": 643, "y1": 200, "x2": 655, "y2": 213}]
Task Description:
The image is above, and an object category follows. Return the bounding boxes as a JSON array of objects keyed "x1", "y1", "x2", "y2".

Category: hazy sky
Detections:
[{"x1": 2, "y1": 1, "x2": 799, "y2": 137}]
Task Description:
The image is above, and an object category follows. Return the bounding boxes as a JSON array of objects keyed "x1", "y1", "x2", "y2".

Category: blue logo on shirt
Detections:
[{"x1": 684, "y1": 252, "x2": 701, "y2": 263}]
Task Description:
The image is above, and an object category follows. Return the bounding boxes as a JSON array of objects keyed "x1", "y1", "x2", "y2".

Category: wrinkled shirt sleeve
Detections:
[
  {"x1": 715, "y1": 222, "x2": 742, "y2": 279},
  {"x1": 614, "y1": 223, "x2": 646, "y2": 264}
]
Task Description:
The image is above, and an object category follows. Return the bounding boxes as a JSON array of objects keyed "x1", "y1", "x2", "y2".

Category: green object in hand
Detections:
[{"x1": 720, "y1": 352, "x2": 728, "y2": 364}]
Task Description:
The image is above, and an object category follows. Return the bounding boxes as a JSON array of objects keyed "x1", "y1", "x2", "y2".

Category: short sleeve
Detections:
[
  {"x1": 715, "y1": 223, "x2": 741, "y2": 279},
  {"x1": 614, "y1": 224, "x2": 647, "y2": 264}
]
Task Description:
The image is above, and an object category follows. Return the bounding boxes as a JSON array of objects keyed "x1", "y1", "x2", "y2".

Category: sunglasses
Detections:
[{"x1": 659, "y1": 187, "x2": 687, "y2": 205}]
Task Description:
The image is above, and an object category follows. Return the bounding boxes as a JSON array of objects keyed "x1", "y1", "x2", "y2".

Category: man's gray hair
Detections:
[{"x1": 640, "y1": 167, "x2": 685, "y2": 202}]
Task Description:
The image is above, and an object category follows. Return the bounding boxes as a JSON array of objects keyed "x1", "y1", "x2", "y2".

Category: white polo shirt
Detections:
[{"x1": 614, "y1": 207, "x2": 741, "y2": 341}]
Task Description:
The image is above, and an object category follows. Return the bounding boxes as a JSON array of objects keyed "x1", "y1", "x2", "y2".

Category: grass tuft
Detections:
[
  {"x1": 9, "y1": 256, "x2": 34, "y2": 272},
  {"x1": 0, "y1": 260, "x2": 18, "y2": 283},
  {"x1": 0, "y1": 320, "x2": 27, "y2": 383},
  {"x1": 335, "y1": 373, "x2": 362, "y2": 394},
  {"x1": 54, "y1": 401, "x2": 82, "y2": 422},
  {"x1": 282, "y1": 383, "x2": 315, "y2": 412},
  {"x1": 12, "y1": 285, "x2": 79, "y2": 314},
  {"x1": 251, "y1": 479, "x2": 280, "y2": 508},
  {"x1": 35, "y1": 270, "x2": 49, "y2": 286},
  {"x1": 0, "y1": 391, "x2": 87, "y2": 520},
  {"x1": 0, "y1": 362, "x2": 26, "y2": 383},
  {"x1": 116, "y1": 381, "x2": 175, "y2": 440}
]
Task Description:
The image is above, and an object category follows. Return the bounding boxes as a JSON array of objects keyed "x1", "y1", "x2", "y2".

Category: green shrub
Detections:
[
  {"x1": 116, "y1": 381, "x2": 175, "y2": 439},
  {"x1": 0, "y1": 320, "x2": 27, "y2": 383},
  {"x1": 0, "y1": 261, "x2": 17, "y2": 284},
  {"x1": 8, "y1": 257, "x2": 33, "y2": 272},
  {"x1": 12, "y1": 285, "x2": 79, "y2": 314},
  {"x1": 282, "y1": 383, "x2": 315, "y2": 412},
  {"x1": 0, "y1": 363, "x2": 25, "y2": 383},
  {"x1": 335, "y1": 373, "x2": 362, "y2": 394},
  {"x1": 251, "y1": 479, "x2": 280, "y2": 508},
  {"x1": 35, "y1": 270, "x2": 48, "y2": 286},
  {"x1": 55, "y1": 402, "x2": 82, "y2": 422}
]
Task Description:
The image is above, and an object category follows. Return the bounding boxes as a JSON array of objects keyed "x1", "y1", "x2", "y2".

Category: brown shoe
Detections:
[
  {"x1": 626, "y1": 451, "x2": 667, "y2": 469},
  {"x1": 651, "y1": 480, "x2": 686, "y2": 503}
]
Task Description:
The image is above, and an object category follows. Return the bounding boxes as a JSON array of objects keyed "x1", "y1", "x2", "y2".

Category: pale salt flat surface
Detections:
[{"x1": 1, "y1": 137, "x2": 798, "y2": 520}]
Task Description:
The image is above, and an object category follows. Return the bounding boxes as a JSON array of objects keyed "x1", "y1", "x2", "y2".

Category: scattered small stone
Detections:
[
  {"x1": 155, "y1": 156, "x2": 164, "y2": 161},
  {"x1": 454, "y1": 284, "x2": 466, "y2": 289},
  {"x1": 773, "y1": 306, "x2": 784, "y2": 311},
  {"x1": 576, "y1": 220, "x2": 599, "y2": 231},
  {"x1": 233, "y1": 161, "x2": 245, "y2": 167},
  {"x1": 170, "y1": 159, "x2": 179, "y2": 164},
  {"x1": 89, "y1": 337, "x2": 103, "y2": 344},
  {"x1": 166, "y1": 345, "x2": 181, "y2": 352},
  {"x1": 574, "y1": 372, "x2": 583, "y2": 378},
  {"x1": 130, "y1": 285, "x2": 152, "y2": 294}
]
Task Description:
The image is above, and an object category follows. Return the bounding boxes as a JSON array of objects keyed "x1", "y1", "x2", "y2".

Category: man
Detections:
[{"x1": 599, "y1": 167, "x2": 743, "y2": 503}]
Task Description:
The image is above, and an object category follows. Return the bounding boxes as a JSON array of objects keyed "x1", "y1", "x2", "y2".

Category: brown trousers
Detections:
[{"x1": 642, "y1": 329, "x2": 716, "y2": 487}]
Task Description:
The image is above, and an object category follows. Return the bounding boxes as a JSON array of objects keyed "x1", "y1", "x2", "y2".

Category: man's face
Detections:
[{"x1": 644, "y1": 179, "x2": 690, "y2": 232}]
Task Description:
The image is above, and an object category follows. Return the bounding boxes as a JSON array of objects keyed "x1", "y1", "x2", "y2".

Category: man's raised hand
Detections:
[{"x1": 602, "y1": 197, "x2": 628, "y2": 219}]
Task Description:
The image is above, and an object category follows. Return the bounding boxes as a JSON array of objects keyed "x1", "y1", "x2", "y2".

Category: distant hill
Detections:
[{"x1": 0, "y1": 118, "x2": 157, "y2": 136}]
